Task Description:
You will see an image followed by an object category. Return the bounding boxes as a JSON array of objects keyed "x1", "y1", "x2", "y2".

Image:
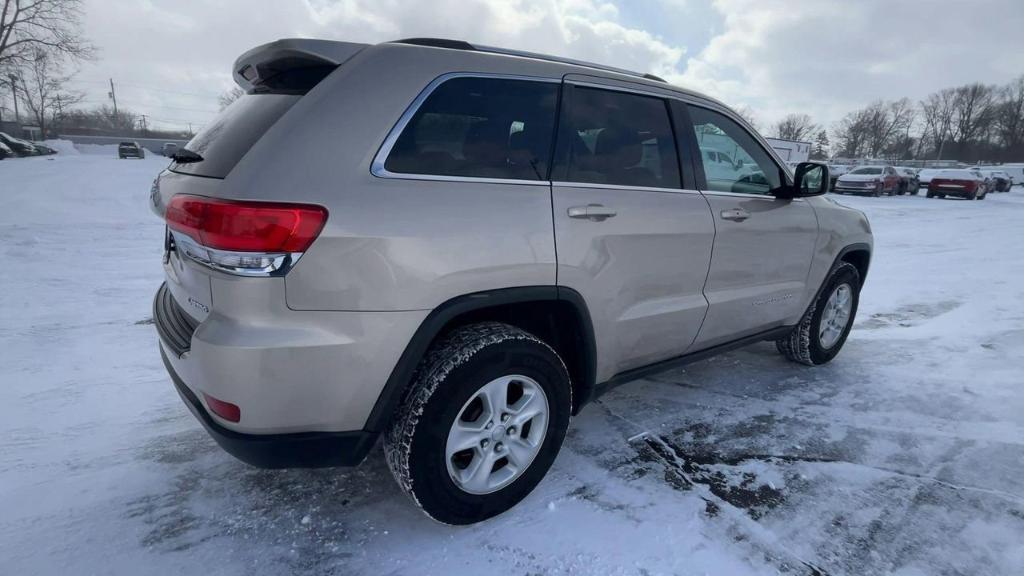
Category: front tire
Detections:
[
  {"x1": 777, "y1": 262, "x2": 860, "y2": 366},
  {"x1": 385, "y1": 322, "x2": 571, "y2": 525}
]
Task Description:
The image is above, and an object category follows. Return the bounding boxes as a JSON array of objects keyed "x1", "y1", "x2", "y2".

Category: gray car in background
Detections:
[
  {"x1": 118, "y1": 141, "x2": 145, "y2": 159},
  {"x1": 151, "y1": 37, "x2": 873, "y2": 524}
]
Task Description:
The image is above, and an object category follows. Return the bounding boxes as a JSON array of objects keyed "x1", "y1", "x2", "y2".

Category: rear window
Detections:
[
  {"x1": 850, "y1": 167, "x2": 882, "y2": 175},
  {"x1": 938, "y1": 170, "x2": 973, "y2": 178},
  {"x1": 171, "y1": 94, "x2": 300, "y2": 178},
  {"x1": 383, "y1": 77, "x2": 559, "y2": 181}
]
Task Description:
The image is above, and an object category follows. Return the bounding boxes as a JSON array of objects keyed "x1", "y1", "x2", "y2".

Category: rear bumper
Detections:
[
  {"x1": 160, "y1": 346, "x2": 377, "y2": 468},
  {"x1": 929, "y1": 187, "x2": 972, "y2": 197}
]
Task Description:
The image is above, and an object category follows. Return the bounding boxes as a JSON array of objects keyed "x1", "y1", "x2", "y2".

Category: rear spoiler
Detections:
[{"x1": 232, "y1": 38, "x2": 368, "y2": 94}]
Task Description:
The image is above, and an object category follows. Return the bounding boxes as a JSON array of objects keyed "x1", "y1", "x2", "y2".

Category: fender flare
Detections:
[
  {"x1": 363, "y1": 286, "x2": 597, "y2": 433},
  {"x1": 814, "y1": 243, "x2": 872, "y2": 304}
]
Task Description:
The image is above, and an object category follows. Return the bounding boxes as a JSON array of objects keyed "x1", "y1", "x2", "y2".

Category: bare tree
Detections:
[
  {"x1": 15, "y1": 48, "x2": 82, "y2": 135},
  {"x1": 218, "y1": 86, "x2": 244, "y2": 110},
  {"x1": 993, "y1": 76, "x2": 1024, "y2": 156},
  {"x1": 772, "y1": 113, "x2": 819, "y2": 142},
  {"x1": 918, "y1": 88, "x2": 957, "y2": 158},
  {"x1": 832, "y1": 108, "x2": 870, "y2": 158},
  {"x1": 949, "y1": 83, "x2": 996, "y2": 146},
  {"x1": 0, "y1": 0, "x2": 94, "y2": 69}
]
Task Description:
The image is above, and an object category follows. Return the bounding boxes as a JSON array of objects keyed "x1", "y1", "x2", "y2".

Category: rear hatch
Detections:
[
  {"x1": 167, "y1": 38, "x2": 367, "y2": 180},
  {"x1": 155, "y1": 39, "x2": 366, "y2": 328}
]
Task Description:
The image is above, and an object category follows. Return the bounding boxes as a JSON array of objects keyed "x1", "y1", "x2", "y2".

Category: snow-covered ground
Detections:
[{"x1": 2, "y1": 153, "x2": 1023, "y2": 576}]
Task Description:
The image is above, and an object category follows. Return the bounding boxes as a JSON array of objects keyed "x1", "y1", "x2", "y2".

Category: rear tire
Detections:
[
  {"x1": 385, "y1": 322, "x2": 571, "y2": 525},
  {"x1": 777, "y1": 262, "x2": 860, "y2": 366}
]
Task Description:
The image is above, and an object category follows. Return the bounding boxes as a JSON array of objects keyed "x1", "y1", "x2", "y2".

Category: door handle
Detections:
[
  {"x1": 720, "y1": 208, "x2": 750, "y2": 222},
  {"x1": 568, "y1": 204, "x2": 617, "y2": 221}
]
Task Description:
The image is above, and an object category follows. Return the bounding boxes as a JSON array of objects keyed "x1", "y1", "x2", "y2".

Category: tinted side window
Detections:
[
  {"x1": 688, "y1": 106, "x2": 782, "y2": 195},
  {"x1": 384, "y1": 77, "x2": 558, "y2": 181},
  {"x1": 558, "y1": 87, "x2": 680, "y2": 189}
]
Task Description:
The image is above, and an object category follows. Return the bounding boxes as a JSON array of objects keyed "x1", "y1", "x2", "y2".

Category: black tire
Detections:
[
  {"x1": 967, "y1": 190, "x2": 977, "y2": 200},
  {"x1": 926, "y1": 191, "x2": 934, "y2": 198},
  {"x1": 872, "y1": 186, "x2": 881, "y2": 197},
  {"x1": 385, "y1": 322, "x2": 571, "y2": 525},
  {"x1": 897, "y1": 183, "x2": 905, "y2": 195},
  {"x1": 777, "y1": 262, "x2": 860, "y2": 366}
]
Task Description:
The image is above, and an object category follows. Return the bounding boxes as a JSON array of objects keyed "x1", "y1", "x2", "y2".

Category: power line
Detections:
[{"x1": 68, "y1": 78, "x2": 224, "y2": 98}]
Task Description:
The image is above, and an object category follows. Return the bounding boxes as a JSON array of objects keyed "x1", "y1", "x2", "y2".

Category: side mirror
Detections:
[{"x1": 784, "y1": 162, "x2": 829, "y2": 198}]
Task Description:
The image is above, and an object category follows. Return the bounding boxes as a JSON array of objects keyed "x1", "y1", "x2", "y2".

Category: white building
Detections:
[{"x1": 764, "y1": 137, "x2": 811, "y2": 163}]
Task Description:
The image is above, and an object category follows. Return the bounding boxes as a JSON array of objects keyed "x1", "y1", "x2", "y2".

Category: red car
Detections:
[{"x1": 926, "y1": 169, "x2": 988, "y2": 200}]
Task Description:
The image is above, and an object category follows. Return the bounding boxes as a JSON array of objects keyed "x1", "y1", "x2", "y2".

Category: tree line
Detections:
[{"x1": 767, "y1": 77, "x2": 1024, "y2": 163}]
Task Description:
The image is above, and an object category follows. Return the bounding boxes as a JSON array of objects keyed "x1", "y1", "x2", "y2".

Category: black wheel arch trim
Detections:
[
  {"x1": 363, "y1": 285, "x2": 598, "y2": 433},
  {"x1": 809, "y1": 242, "x2": 871, "y2": 309}
]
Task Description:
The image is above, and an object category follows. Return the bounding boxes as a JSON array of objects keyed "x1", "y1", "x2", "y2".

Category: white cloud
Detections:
[
  {"x1": 675, "y1": 0, "x2": 1024, "y2": 129},
  {"x1": 60, "y1": 0, "x2": 1024, "y2": 133}
]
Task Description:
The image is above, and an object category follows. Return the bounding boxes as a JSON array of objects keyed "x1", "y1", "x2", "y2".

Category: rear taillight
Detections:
[{"x1": 165, "y1": 194, "x2": 327, "y2": 276}]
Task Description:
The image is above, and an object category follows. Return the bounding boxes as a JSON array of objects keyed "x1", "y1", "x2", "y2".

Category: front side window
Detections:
[
  {"x1": 383, "y1": 77, "x2": 558, "y2": 181},
  {"x1": 689, "y1": 106, "x2": 782, "y2": 195},
  {"x1": 556, "y1": 87, "x2": 681, "y2": 189}
]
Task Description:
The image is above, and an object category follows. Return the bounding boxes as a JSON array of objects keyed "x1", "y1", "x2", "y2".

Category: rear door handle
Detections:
[
  {"x1": 568, "y1": 204, "x2": 617, "y2": 221},
  {"x1": 720, "y1": 208, "x2": 750, "y2": 222}
]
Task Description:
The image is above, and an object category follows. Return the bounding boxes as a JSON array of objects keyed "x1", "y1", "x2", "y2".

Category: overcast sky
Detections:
[{"x1": 59, "y1": 0, "x2": 1024, "y2": 133}]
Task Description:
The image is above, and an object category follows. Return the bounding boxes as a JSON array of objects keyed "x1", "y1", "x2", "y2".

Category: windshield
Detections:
[{"x1": 850, "y1": 167, "x2": 882, "y2": 175}]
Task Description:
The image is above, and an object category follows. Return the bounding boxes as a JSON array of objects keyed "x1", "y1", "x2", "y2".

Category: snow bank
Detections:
[
  {"x1": 74, "y1": 143, "x2": 120, "y2": 156},
  {"x1": 40, "y1": 139, "x2": 80, "y2": 156}
]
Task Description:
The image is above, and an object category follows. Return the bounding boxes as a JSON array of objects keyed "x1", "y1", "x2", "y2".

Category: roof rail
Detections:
[
  {"x1": 394, "y1": 38, "x2": 475, "y2": 51},
  {"x1": 390, "y1": 38, "x2": 667, "y2": 83}
]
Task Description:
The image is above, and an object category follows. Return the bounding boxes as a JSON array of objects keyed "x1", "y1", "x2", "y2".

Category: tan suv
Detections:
[{"x1": 151, "y1": 38, "x2": 872, "y2": 524}]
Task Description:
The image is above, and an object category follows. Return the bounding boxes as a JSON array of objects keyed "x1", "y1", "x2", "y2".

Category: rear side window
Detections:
[
  {"x1": 556, "y1": 87, "x2": 680, "y2": 189},
  {"x1": 172, "y1": 94, "x2": 300, "y2": 178},
  {"x1": 383, "y1": 77, "x2": 559, "y2": 181}
]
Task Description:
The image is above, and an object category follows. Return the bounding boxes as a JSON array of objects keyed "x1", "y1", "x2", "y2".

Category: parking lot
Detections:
[{"x1": 2, "y1": 152, "x2": 1023, "y2": 575}]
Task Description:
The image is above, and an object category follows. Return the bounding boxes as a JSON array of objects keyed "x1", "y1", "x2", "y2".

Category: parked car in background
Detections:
[
  {"x1": 0, "y1": 140, "x2": 12, "y2": 159},
  {"x1": 977, "y1": 168, "x2": 1012, "y2": 192},
  {"x1": 151, "y1": 37, "x2": 873, "y2": 525},
  {"x1": 829, "y1": 164, "x2": 854, "y2": 190},
  {"x1": 916, "y1": 168, "x2": 943, "y2": 189},
  {"x1": 0, "y1": 132, "x2": 39, "y2": 156},
  {"x1": 162, "y1": 143, "x2": 179, "y2": 157},
  {"x1": 927, "y1": 169, "x2": 988, "y2": 200},
  {"x1": 894, "y1": 167, "x2": 919, "y2": 195},
  {"x1": 997, "y1": 164, "x2": 1023, "y2": 186},
  {"x1": 833, "y1": 165, "x2": 900, "y2": 196},
  {"x1": 118, "y1": 141, "x2": 145, "y2": 159},
  {"x1": 32, "y1": 143, "x2": 57, "y2": 155},
  {"x1": 967, "y1": 168, "x2": 994, "y2": 194}
]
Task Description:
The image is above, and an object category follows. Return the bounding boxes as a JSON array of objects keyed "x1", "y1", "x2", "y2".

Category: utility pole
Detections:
[
  {"x1": 140, "y1": 114, "x2": 148, "y2": 133},
  {"x1": 9, "y1": 74, "x2": 18, "y2": 123},
  {"x1": 109, "y1": 78, "x2": 118, "y2": 116}
]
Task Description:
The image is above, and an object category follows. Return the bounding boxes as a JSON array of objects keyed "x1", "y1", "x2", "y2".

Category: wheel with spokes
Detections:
[
  {"x1": 777, "y1": 262, "x2": 860, "y2": 365},
  {"x1": 385, "y1": 322, "x2": 571, "y2": 524}
]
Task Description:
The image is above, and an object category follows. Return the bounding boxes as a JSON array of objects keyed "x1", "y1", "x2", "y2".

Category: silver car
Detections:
[{"x1": 152, "y1": 38, "x2": 873, "y2": 524}]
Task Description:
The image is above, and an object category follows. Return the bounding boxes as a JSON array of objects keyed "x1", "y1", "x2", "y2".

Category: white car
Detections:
[
  {"x1": 916, "y1": 168, "x2": 944, "y2": 189},
  {"x1": 833, "y1": 165, "x2": 901, "y2": 196}
]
